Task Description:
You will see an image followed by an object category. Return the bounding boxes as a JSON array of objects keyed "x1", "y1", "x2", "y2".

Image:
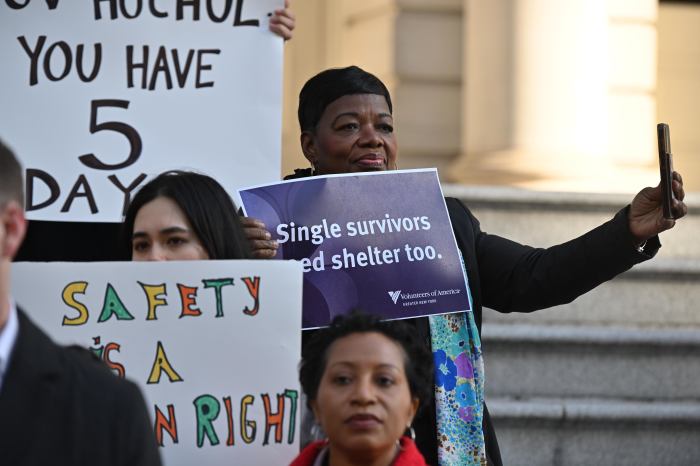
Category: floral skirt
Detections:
[{"x1": 429, "y1": 259, "x2": 487, "y2": 466}]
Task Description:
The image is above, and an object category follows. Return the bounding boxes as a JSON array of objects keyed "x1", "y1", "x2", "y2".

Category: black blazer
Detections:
[{"x1": 0, "y1": 309, "x2": 162, "y2": 466}]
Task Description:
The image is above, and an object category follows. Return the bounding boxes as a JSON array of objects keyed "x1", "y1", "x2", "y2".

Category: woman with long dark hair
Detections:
[{"x1": 123, "y1": 170, "x2": 251, "y2": 261}]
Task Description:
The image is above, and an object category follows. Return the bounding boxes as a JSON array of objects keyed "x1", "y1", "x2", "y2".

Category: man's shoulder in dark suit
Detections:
[{"x1": 0, "y1": 308, "x2": 162, "y2": 466}]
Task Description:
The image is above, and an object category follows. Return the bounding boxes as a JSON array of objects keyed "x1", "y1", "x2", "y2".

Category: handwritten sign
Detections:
[
  {"x1": 239, "y1": 169, "x2": 471, "y2": 328},
  {"x1": 12, "y1": 259, "x2": 303, "y2": 465},
  {"x1": 1, "y1": 0, "x2": 283, "y2": 222}
]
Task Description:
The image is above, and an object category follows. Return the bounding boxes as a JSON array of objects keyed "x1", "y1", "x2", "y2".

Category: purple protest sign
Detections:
[{"x1": 239, "y1": 169, "x2": 471, "y2": 329}]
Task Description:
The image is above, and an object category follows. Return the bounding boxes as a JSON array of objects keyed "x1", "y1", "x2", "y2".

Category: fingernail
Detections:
[{"x1": 264, "y1": 231, "x2": 271, "y2": 239}]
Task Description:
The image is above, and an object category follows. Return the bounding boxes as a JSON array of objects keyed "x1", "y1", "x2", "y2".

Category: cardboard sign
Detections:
[
  {"x1": 1, "y1": 0, "x2": 283, "y2": 222},
  {"x1": 12, "y1": 259, "x2": 303, "y2": 466},
  {"x1": 239, "y1": 169, "x2": 471, "y2": 328}
]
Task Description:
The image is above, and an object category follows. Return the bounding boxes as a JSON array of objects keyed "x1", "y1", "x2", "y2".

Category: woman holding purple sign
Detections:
[{"x1": 243, "y1": 65, "x2": 688, "y2": 466}]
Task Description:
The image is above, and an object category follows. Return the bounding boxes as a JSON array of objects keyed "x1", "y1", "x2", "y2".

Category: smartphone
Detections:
[{"x1": 657, "y1": 123, "x2": 675, "y2": 219}]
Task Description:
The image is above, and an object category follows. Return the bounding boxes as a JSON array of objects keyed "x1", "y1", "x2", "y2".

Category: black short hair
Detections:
[
  {"x1": 298, "y1": 66, "x2": 393, "y2": 133},
  {"x1": 299, "y1": 312, "x2": 433, "y2": 412},
  {"x1": 0, "y1": 139, "x2": 24, "y2": 207},
  {"x1": 122, "y1": 171, "x2": 252, "y2": 260}
]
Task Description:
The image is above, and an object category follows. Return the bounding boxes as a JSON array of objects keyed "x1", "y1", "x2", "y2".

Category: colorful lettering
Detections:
[
  {"x1": 97, "y1": 283, "x2": 135, "y2": 322},
  {"x1": 262, "y1": 393, "x2": 285, "y2": 445},
  {"x1": 178, "y1": 283, "x2": 201, "y2": 317},
  {"x1": 241, "y1": 276, "x2": 260, "y2": 316},
  {"x1": 139, "y1": 282, "x2": 168, "y2": 320},
  {"x1": 240, "y1": 394, "x2": 256, "y2": 444},
  {"x1": 147, "y1": 341, "x2": 184, "y2": 384},
  {"x1": 223, "y1": 396, "x2": 235, "y2": 446},
  {"x1": 284, "y1": 389, "x2": 299, "y2": 444},
  {"x1": 89, "y1": 336, "x2": 104, "y2": 359},
  {"x1": 61, "y1": 281, "x2": 89, "y2": 325},
  {"x1": 194, "y1": 394, "x2": 220, "y2": 447},
  {"x1": 202, "y1": 278, "x2": 234, "y2": 318},
  {"x1": 154, "y1": 404, "x2": 179, "y2": 446},
  {"x1": 104, "y1": 342, "x2": 126, "y2": 378}
]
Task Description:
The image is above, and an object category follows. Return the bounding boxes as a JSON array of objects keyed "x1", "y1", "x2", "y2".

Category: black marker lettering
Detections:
[
  {"x1": 61, "y1": 175, "x2": 98, "y2": 214},
  {"x1": 25, "y1": 169, "x2": 60, "y2": 211},
  {"x1": 93, "y1": 0, "x2": 118, "y2": 19},
  {"x1": 75, "y1": 43, "x2": 102, "y2": 82},
  {"x1": 17, "y1": 35, "x2": 46, "y2": 86},
  {"x1": 108, "y1": 173, "x2": 147, "y2": 216},
  {"x1": 233, "y1": 0, "x2": 258, "y2": 27},
  {"x1": 207, "y1": 0, "x2": 232, "y2": 23},
  {"x1": 176, "y1": 0, "x2": 200, "y2": 21},
  {"x1": 195, "y1": 49, "x2": 220, "y2": 88},
  {"x1": 126, "y1": 45, "x2": 149, "y2": 89},
  {"x1": 148, "y1": 0, "x2": 167, "y2": 17}
]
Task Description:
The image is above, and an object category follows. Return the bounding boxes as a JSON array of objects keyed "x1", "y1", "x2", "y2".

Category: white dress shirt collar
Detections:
[{"x1": 0, "y1": 298, "x2": 20, "y2": 393}]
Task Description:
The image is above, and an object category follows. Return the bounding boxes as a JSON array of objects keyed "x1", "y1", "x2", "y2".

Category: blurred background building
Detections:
[
  {"x1": 282, "y1": 1, "x2": 700, "y2": 464},
  {"x1": 280, "y1": 0, "x2": 699, "y2": 193}
]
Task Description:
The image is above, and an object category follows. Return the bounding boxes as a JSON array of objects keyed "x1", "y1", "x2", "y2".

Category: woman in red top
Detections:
[{"x1": 291, "y1": 313, "x2": 433, "y2": 466}]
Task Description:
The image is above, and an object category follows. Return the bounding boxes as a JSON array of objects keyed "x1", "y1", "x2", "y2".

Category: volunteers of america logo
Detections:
[
  {"x1": 388, "y1": 290, "x2": 401, "y2": 304},
  {"x1": 388, "y1": 288, "x2": 462, "y2": 307}
]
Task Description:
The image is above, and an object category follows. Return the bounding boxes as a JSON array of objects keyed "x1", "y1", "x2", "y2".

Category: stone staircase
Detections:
[{"x1": 442, "y1": 184, "x2": 700, "y2": 466}]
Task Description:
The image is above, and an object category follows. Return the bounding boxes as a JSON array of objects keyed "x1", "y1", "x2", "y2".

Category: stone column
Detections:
[{"x1": 454, "y1": 0, "x2": 658, "y2": 192}]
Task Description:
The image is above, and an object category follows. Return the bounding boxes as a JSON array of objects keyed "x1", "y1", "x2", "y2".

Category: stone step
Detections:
[
  {"x1": 441, "y1": 185, "x2": 700, "y2": 464},
  {"x1": 482, "y1": 257, "x2": 700, "y2": 328},
  {"x1": 482, "y1": 323, "x2": 700, "y2": 401},
  {"x1": 442, "y1": 184, "x2": 700, "y2": 259},
  {"x1": 488, "y1": 396, "x2": 700, "y2": 466}
]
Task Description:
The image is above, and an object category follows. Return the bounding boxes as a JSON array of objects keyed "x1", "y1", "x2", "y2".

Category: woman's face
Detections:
[
  {"x1": 303, "y1": 94, "x2": 398, "y2": 175},
  {"x1": 131, "y1": 196, "x2": 209, "y2": 261},
  {"x1": 311, "y1": 332, "x2": 419, "y2": 463}
]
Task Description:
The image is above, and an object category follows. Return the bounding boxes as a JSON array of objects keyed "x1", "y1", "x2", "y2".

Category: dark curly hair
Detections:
[
  {"x1": 298, "y1": 66, "x2": 393, "y2": 133},
  {"x1": 299, "y1": 312, "x2": 434, "y2": 412},
  {"x1": 121, "y1": 170, "x2": 252, "y2": 260}
]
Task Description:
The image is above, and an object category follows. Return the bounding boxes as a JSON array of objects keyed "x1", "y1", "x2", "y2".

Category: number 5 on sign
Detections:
[{"x1": 79, "y1": 99, "x2": 143, "y2": 170}]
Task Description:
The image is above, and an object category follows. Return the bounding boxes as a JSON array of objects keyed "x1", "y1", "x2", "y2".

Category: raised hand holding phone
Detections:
[
  {"x1": 627, "y1": 123, "x2": 688, "y2": 248},
  {"x1": 657, "y1": 123, "x2": 676, "y2": 220}
]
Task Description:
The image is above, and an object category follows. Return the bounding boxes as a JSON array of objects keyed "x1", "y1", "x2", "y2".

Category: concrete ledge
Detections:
[
  {"x1": 482, "y1": 323, "x2": 700, "y2": 347},
  {"x1": 489, "y1": 397, "x2": 700, "y2": 424},
  {"x1": 442, "y1": 183, "x2": 700, "y2": 214},
  {"x1": 482, "y1": 323, "x2": 700, "y2": 400},
  {"x1": 490, "y1": 397, "x2": 700, "y2": 465},
  {"x1": 442, "y1": 184, "x2": 700, "y2": 259},
  {"x1": 482, "y1": 271, "x2": 700, "y2": 327},
  {"x1": 624, "y1": 258, "x2": 700, "y2": 281}
]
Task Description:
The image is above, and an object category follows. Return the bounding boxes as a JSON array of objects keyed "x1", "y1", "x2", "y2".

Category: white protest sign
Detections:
[
  {"x1": 1, "y1": 0, "x2": 283, "y2": 222},
  {"x1": 12, "y1": 259, "x2": 303, "y2": 466}
]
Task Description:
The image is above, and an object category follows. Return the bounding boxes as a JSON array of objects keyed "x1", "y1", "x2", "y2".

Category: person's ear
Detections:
[
  {"x1": 0, "y1": 201, "x2": 27, "y2": 260},
  {"x1": 300, "y1": 131, "x2": 317, "y2": 167}
]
